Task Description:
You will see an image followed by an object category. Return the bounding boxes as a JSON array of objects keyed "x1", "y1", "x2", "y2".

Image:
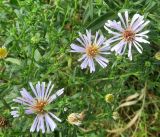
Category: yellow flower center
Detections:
[
  {"x1": 123, "y1": 29, "x2": 135, "y2": 42},
  {"x1": 0, "y1": 48, "x2": 8, "y2": 59},
  {"x1": 86, "y1": 44, "x2": 99, "y2": 57},
  {"x1": 32, "y1": 100, "x2": 47, "y2": 114},
  {"x1": 105, "y1": 94, "x2": 114, "y2": 103},
  {"x1": 155, "y1": 51, "x2": 160, "y2": 60}
]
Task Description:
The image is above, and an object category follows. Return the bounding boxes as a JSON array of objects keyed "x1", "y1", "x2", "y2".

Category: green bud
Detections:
[
  {"x1": 145, "y1": 61, "x2": 151, "y2": 67},
  {"x1": 31, "y1": 33, "x2": 40, "y2": 44},
  {"x1": 155, "y1": 51, "x2": 160, "y2": 60}
]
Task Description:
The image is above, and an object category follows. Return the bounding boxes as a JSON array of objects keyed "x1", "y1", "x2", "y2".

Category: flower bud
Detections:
[
  {"x1": 112, "y1": 112, "x2": 119, "y2": 120},
  {"x1": 105, "y1": 94, "x2": 114, "y2": 103},
  {"x1": 155, "y1": 51, "x2": 160, "y2": 60},
  {"x1": 0, "y1": 47, "x2": 8, "y2": 59},
  {"x1": 67, "y1": 111, "x2": 85, "y2": 126}
]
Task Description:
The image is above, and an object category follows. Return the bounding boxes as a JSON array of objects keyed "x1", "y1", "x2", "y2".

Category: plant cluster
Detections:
[{"x1": 0, "y1": 0, "x2": 160, "y2": 137}]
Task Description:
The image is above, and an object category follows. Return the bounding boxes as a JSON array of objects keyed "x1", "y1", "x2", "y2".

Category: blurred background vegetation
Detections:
[{"x1": 0, "y1": 0, "x2": 160, "y2": 136}]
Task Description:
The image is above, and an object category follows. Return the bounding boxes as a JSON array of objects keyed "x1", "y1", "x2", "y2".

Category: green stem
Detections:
[{"x1": 40, "y1": 131, "x2": 43, "y2": 137}]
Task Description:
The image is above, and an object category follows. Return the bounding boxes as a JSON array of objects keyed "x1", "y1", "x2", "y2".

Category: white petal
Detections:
[
  {"x1": 131, "y1": 15, "x2": 144, "y2": 30},
  {"x1": 104, "y1": 26, "x2": 122, "y2": 36},
  {"x1": 120, "y1": 43, "x2": 127, "y2": 55},
  {"x1": 13, "y1": 98, "x2": 26, "y2": 105},
  {"x1": 135, "y1": 30, "x2": 150, "y2": 36},
  {"x1": 96, "y1": 34, "x2": 106, "y2": 46},
  {"x1": 99, "y1": 52, "x2": 111, "y2": 55},
  {"x1": 111, "y1": 40, "x2": 126, "y2": 55},
  {"x1": 130, "y1": 14, "x2": 140, "y2": 27},
  {"x1": 11, "y1": 110, "x2": 19, "y2": 118},
  {"x1": 70, "y1": 44, "x2": 85, "y2": 52},
  {"x1": 86, "y1": 30, "x2": 92, "y2": 45},
  {"x1": 45, "y1": 84, "x2": 54, "y2": 100},
  {"x1": 56, "y1": 88, "x2": 64, "y2": 96},
  {"x1": 96, "y1": 55, "x2": 109, "y2": 63},
  {"x1": 29, "y1": 82, "x2": 38, "y2": 97},
  {"x1": 48, "y1": 88, "x2": 64, "y2": 103},
  {"x1": 135, "y1": 37, "x2": 150, "y2": 44},
  {"x1": 135, "y1": 34, "x2": 148, "y2": 38},
  {"x1": 99, "y1": 43, "x2": 110, "y2": 51},
  {"x1": 25, "y1": 109, "x2": 34, "y2": 115},
  {"x1": 30, "y1": 116, "x2": 38, "y2": 132},
  {"x1": 48, "y1": 94, "x2": 56, "y2": 103},
  {"x1": 13, "y1": 98, "x2": 33, "y2": 106},
  {"x1": 40, "y1": 115, "x2": 45, "y2": 133},
  {"x1": 36, "y1": 82, "x2": 41, "y2": 98},
  {"x1": 44, "y1": 81, "x2": 52, "y2": 100},
  {"x1": 135, "y1": 21, "x2": 150, "y2": 33},
  {"x1": 76, "y1": 38, "x2": 86, "y2": 47},
  {"x1": 78, "y1": 32, "x2": 88, "y2": 46},
  {"x1": 36, "y1": 116, "x2": 40, "y2": 132},
  {"x1": 78, "y1": 54, "x2": 87, "y2": 62},
  {"x1": 88, "y1": 58, "x2": 95, "y2": 73},
  {"x1": 128, "y1": 42, "x2": 132, "y2": 60},
  {"x1": 49, "y1": 112, "x2": 61, "y2": 122},
  {"x1": 79, "y1": 32, "x2": 90, "y2": 46},
  {"x1": 134, "y1": 41, "x2": 143, "y2": 50},
  {"x1": 80, "y1": 57, "x2": 89, "y2": 69},
  {"x1": 118, "y1": 12, "x2": 126, "y2": 28},
  {"x1": 133, "y1": 41, "x2": 142, "y2": 54},
  {"x1": 94, "y1": 31, "x2": 99, "y2": 44},
  {"x1": 95, "y1": 56, "x2": 108, "y2": 68},
  {"x1": 45, "y1": 117, "x2": 50, "y2": 133},
  {"x1": 45, "y1": 114, "x2": 57, "y2": 132},
  {"x1": 40, "y1": 82, "x2": 45, "y2": 100},
  {"x1": 105, "y1": 20, "x2": 124, "y2": 32},
  {"x1": 106, "y1": 36, "x2": 122, "y2": 44},
  {"x1": 125, "y1": 11, "x2": 129, "y2": 27},
  {"x1": 20, "y1": 88, "x2": 34, "y2": 102}
]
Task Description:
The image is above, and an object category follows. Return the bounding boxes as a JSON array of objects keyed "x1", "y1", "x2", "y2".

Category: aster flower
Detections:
[
  {"x1": 104, "y1": 11, "x2": 150, "y2": 60},
  {"x1": 70, "y1": 30, "x2": 110, "y2": 73},
  {"x1": 11, "y1": 107, "x2": 20, "y2": 118},
  {"x1": 0, "y1": 47, "x2": 8, "y2": 59},
  {"x1": 11, "y1": 81, "x2": 64, "y2": 133}
]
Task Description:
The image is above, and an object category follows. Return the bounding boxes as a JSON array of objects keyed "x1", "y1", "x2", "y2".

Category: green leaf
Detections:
[
  {"x1": 34, "y1": 49, "x2": 41, "y2": 61},
  {"x1": 5, "y1": 58, "x2": 21, "y2": 65},
  {"x1": 86, "y1": 12, "x2": 114, "y2": 31}
]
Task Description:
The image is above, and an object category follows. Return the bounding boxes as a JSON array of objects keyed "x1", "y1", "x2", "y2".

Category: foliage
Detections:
[{"x1": 0, "y1": 0, "x2": 160, "y2": 136}]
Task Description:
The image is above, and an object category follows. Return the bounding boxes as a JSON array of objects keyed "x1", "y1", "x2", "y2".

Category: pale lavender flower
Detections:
[
  {"x1": 11, "y1": 81, "x2": 64, "y2": 133},
  {"x1": 104, "y1": 11, "x2": 150, "y2": 60},
  {"x1": 11, "y1": 107, "x2": 20, "y2": 118},
  {"x1": 70, "y1": 30, "x2": 110, "y2": 73}
]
